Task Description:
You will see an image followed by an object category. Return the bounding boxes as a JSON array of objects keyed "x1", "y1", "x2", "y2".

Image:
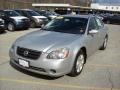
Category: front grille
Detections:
[
  {"x1": 22, "y1": 19, "x2": 30, "y2": 22},
  {"x1": 17, "y1": 47, "x2": 41, "y2": 60},
  {"x1": 41, "y1": 18, "x2": 48, "y2": 21}
]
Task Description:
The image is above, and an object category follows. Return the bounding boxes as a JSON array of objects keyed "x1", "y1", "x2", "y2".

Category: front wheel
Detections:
[
  {"x1": 69, "y1": 50, "x2": 85, "y2": 77},
  {"x1": 7, "y1": 23, "x2": 15, "y2": 31},
  {"x1": 106, "y1": 20, "x2": 110, "y2": 24}
]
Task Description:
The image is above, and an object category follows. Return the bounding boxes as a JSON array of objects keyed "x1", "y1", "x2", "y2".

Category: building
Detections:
[
  {"x1": 0, "y1": 0, "x2": 33, "y2": 9},
  {"x1": 33, "y1": 0, "x2": 91, "y2": 7},
  {"x1": 0, "y1": 0, "x2": 92, "y2": 10},
  {"x1": 91, "y1": 0, "x2": 120, "y2": 12},
  {"x1": 32, "y1": 0, "x2": 92, "y2": 12}
]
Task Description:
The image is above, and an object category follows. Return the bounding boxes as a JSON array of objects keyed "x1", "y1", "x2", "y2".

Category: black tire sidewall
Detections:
[
  {"x1": 100, "y1": 36, "x2": 108, "y2": 50},
  {"x1": 69, "y1": 50, "x2": 85, "y2": 77},
  {"x1": 7, "y1": 23, "x2": 15, "y2": 31}
]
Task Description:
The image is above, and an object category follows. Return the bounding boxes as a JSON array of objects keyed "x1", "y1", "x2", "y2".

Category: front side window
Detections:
[{"x1": 42, "y1": 16, "x2": 88, "y2": 34}]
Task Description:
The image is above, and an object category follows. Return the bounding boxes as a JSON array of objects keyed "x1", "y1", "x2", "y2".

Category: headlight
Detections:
[
  {"x1": 16, "y1": 19, "x2": 22, "y2": 22},
  {"x1": 47, "y1": 48, "x2": 69, "y2": 59}
]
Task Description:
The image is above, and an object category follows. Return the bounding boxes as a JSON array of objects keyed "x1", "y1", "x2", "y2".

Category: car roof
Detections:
[
  {"x1": 0, "y1": 10, "x2": 14, "y2": 12},
  {"x1": 60, "y1": 14, "x2": 93, "y2": 19},
  {"x1": 15, "y1": 9, "x2": 33, "y2": 11}
]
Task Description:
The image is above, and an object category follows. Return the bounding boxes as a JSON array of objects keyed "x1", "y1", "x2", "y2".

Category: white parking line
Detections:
[{"x1": 87, "y1": 64, "x2": 120, "y2": 68}]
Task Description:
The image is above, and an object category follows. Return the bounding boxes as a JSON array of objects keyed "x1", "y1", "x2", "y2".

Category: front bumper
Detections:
[
  {"x1": 15, "y1": 21, "x2": 30, "y2": 29},
  {"x1": 9, "y1": 48, "x2": 72, "y2": 77},
  {"x1": 35, "y1": 20, "x2": 48, "y2": 27},
  {"x1": 0, "y1": 25, "x2": 5, "y2": 32}
]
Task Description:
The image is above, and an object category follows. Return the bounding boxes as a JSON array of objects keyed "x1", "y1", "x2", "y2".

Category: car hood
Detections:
[
  {"x1": 49, "y1": 15, "x2": 57, "y2": 19},
  {"x1": 0, "y1": 18, "x2": 3, "y2": 21},
  {"x1": 11, "y1": 16, "x2": 28, "y2": 20},
  {"x1": 16, "y1": 30, "x2": 82, "y2": 52},
  {"x1": 32, "y1": 16, "x2": 47, "y2": 19}
]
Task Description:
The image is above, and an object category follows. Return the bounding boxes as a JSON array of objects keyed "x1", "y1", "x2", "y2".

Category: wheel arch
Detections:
[{"x1": 75, "y1": 47, "x2": 87, "y2": 64}]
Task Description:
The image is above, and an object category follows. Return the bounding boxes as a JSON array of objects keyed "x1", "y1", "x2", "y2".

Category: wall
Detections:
[{"x1": 0, "y1": 0, "x2": 32, "y2": 9}]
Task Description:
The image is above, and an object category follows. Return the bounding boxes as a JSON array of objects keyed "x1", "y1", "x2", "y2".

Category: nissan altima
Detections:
[{"x1": 10, "y1": 15, "x2": 108, "y2": 77}]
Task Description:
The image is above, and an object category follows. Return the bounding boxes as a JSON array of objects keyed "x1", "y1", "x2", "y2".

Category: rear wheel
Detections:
[
  {"x1": 7, "y1": 23, "x2": 15, "y2": 31},
  {"x1": 100, "y1": 36, "x2": 108, "y2": 50},
  {"x1": 24, "y1": 27, "x2": 29, "y2": 30},
  {"x1": 106, "y1": 20, "x2": 110, "y2": 24},
  {"x1": 69, "y1": 50, "x2": 85, "y2": 77}
]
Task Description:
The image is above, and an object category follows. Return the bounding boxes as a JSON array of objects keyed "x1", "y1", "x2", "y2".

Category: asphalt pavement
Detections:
[{"x1": 0, "y1": 25, "x2": 120, "y2": 90}]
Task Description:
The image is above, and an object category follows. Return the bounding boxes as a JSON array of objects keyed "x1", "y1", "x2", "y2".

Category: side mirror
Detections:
[{"x1": 89, "y1": 29, "x2": 98, "y2": 34}]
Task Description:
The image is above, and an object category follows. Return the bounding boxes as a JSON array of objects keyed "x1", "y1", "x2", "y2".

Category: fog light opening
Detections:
[{"x1": 50, "y1": 69, "x2": 56, "y2": 74}]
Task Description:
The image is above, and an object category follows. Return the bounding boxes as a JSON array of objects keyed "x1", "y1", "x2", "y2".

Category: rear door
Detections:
[
  {"x1": 86, "y1": 17, "x2": 100, "y2": 56},
  {"x1": 95, "y1": 17, "x2": 106, "y2": 47}
]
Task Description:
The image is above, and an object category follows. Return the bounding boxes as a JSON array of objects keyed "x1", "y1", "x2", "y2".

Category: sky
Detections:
[{"x1": 92, "y1": 0, "x2": 120, "y2": 5}]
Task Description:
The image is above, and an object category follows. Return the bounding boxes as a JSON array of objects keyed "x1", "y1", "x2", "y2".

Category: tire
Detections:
[
  {"x1": 7, "y1": 23, "x2": 15, "y2": 31},
  {"x1": 69, "y1": 50, "x2": 85, "y2": 77},
  {"x1": 24, "y1": 27, "x2": 29, "y2": 30},
  {"x1": 0, "y1": 29, "x2": 5, "y2": 33},
  {"x1": 100, "y1": 36, "x2": 108, "y2": 50},
  {"x1": 106, "y1": 20, "x2": 110, "y2": 24},
  {"x1": 30, "y1": 21, "x2": 36, "y2": 28}
]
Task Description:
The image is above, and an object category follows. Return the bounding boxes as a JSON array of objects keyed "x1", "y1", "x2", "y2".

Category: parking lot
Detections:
[{"x1": 0, "y1": 24, "x2": 120, "y2": 90}]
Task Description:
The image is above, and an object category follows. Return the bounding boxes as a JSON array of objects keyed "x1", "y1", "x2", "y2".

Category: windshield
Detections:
[
  {"x1": 27, "y1": 11, "x2": 40, "y2": 16},
  {"x1": 5, "y1": 11, "x2": 20, "y2": 17},
  {"x1": 43, "y1": 16, "x2": 88, "y2": 34}
]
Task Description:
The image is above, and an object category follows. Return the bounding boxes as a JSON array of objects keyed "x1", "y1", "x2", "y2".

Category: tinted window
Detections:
[
  {"x1": 21, "y1": 11, "x2": 28, "y2": 16},
  {"x1": 95, "y1": 18, "x2": 104, "y2": 29},
  {"x1": 26, "y1": 11, "x2": 40, "y2": 16},
  {"x1": 88, "y1": 17, "x2": 98, "y2": 31},
  {"x1": 5, "y1": 11, "x2": 20, "y2": 17},
  {"x1": 37, "y1": 11, "x2": 46, "y2": 16},
  {"x1": 15, "y1": 10, "x2": 21, "y2": 14},
  {"x1": 43, "y1": 17, "x2": 88, "y2": 34}
]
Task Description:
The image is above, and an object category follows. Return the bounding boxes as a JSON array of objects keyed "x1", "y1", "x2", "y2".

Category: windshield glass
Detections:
[
  {"x1": 27, "y1": 11, "x2": 40, "y2": 16},
  {"x1": 5, "y1": 11, "x2": 20, "y2": 17},
  {"x1": 43, "y1": 16, "x2": 88, "y2": 34}
]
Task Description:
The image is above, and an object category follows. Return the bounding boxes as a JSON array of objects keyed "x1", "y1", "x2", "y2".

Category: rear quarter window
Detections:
[{"x1": 96, "y1": 18, "x2": 104, "y2": 29}]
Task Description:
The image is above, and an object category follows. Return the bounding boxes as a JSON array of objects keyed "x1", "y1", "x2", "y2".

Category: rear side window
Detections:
[
  {"x1": 21, "y1": 11, "x2": 28, "y2": 16},
  {"x1": 15, "y1": 10, "x2": 21, "y2": 14},
  {"x1": 95, "y1": 18, "x2": 104, "y2": 29}
]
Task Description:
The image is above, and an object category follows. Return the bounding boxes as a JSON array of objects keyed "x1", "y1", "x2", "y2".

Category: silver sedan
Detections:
[{"x1": 9, "y1": 15, "x2": 108, "y2": 77}]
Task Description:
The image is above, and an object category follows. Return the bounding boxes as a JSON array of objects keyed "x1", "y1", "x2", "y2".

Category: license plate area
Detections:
[{"x1": 18, "y1": 59, "x2": 29, "y2": 68}]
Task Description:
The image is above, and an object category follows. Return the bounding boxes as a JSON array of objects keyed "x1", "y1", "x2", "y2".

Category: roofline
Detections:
[{"x1": 32, "y1": 3, "x2": 71, "y2": 7}]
